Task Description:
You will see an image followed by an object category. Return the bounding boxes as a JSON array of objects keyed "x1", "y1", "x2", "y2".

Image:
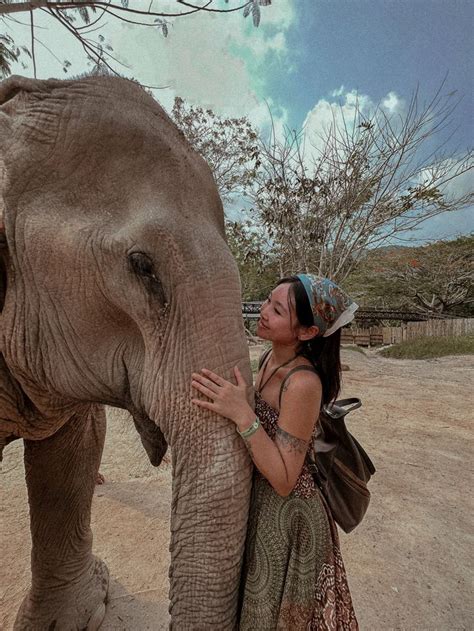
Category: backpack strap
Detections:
[
  {"x1": 324, "y1": 397, "x2": 362, "y2": 419},
  {"x1": 258, "y1": 348, "x2": 272, "y2": 371},
  {"x1": 255, "y1": 348, "x2": 272, "y2": 393},
  {"x1": 278, "y1": 365, "x2": 319, "y2": 409}
]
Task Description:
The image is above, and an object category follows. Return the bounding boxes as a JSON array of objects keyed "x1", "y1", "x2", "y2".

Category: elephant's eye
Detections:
[{"x1": 128, "y1": 252, "x2": 167, "y2": 304}]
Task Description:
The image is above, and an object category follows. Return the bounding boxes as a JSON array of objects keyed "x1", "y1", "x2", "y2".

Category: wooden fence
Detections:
[
  {"x1": 341, "y1": 318, "x2": 474, "y2": 347},
  {"x1": 405, "y1": 318, "x2": 474, "y2": 340}
]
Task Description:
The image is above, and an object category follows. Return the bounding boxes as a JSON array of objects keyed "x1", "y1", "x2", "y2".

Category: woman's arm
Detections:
[{"x1": 191, "y1": 367, "x2": 321, "y2": 497}]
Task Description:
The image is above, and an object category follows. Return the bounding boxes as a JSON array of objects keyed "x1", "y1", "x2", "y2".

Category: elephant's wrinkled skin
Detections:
[{"x1": 0, "y1": 75, "x2": 253, "y2": 630}]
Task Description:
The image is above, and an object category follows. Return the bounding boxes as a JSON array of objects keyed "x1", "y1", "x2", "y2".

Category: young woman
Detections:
[{"x1": 191, "y1": 274, "x2": 359, "y2": 630}]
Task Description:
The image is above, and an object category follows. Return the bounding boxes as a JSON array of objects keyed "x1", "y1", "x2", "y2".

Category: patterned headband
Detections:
[{"x1": 296, "y1": 274, "x2": 358, "y2": 337}]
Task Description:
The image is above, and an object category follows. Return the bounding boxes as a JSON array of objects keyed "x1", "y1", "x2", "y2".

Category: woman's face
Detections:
[{"x1": 257, "y1": 283, "x2": 300, "y2": 346}]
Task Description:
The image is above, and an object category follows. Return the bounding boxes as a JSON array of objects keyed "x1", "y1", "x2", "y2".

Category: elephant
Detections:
[{"x1": 0, "y1": 74, "x2": 253, "y2": 630}]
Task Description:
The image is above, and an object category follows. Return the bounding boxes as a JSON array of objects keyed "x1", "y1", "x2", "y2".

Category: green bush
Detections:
[{"x1": 379, "y1": 334, "x2": 474, "y2": 359}]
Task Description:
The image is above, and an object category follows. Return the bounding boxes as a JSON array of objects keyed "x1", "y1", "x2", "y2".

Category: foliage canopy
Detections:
[{"x1": 345, "y1": 235, "x2": 474, "y2": 316}]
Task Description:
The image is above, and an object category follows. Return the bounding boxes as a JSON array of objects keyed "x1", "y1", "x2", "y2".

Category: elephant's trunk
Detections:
[
  {"x1": 168, "y1": 408, "x2": 252, "y2": 628},
  {"x1": 140, "y1": 282, "x2": 253, "y2": 628}
]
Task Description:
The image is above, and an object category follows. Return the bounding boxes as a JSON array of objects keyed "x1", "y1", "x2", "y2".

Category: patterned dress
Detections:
[{"x1": 239, "y1": 392, "x2": 358, "y2": 631}]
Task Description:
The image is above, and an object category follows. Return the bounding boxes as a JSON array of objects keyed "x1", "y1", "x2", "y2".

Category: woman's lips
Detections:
[{"x1": 258, "y1": 319, "x2": 268, "y2": 329}]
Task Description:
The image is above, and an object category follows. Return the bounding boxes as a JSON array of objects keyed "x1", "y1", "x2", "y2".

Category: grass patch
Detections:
[
  {"x1": 379, "y1": 334, "x2": 474, "y2": 359},
  {"x1": 342, "y1": 344, "x2": 366, "y2": 355}
]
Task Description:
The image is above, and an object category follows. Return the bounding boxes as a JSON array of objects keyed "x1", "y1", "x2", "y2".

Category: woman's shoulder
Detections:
[
  {"x1": 286, "y1": 356, "x2": 320, "y2": 378},
  {"x1": 278, "y1": 368, "x2": 322, "y2": 433},
  {"x1": 278, "y1": 359, "x2": 322, "y2": 407},
  {"x1": 283, "y1": 362, "x2": 321, "y2": 390}
]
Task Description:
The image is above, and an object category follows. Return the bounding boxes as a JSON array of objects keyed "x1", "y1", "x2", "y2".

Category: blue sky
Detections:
[
  {"x1": 4, "y1": 0, "x2": 473, "y2": 241},
  {"x1": 277, "y1": 0, "x2": 473, "y2": 132}
]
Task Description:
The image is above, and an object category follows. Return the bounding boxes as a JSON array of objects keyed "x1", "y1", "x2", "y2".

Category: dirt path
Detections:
[{"x1": 1, "y1": 349, "x2": 472, "y2": 630}]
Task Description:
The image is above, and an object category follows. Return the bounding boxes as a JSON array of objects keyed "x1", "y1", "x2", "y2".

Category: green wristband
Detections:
[{"x1": 237, "y1": 417, "x2": 260, "y2": 440}]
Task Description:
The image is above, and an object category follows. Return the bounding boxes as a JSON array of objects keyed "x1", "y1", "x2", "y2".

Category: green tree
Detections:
[
  {"x1": 345, "y1": 235, "x2": 474, "y2": 316},
  {"x1": 170, "y1": 96, "x2": 260, "y2": 202},
  {"x1": 169, "y1": 99, "x2": 272, "y2": 298},
  {"x1": 225, "y1": 219, "x2": 277, "y2": 300}
]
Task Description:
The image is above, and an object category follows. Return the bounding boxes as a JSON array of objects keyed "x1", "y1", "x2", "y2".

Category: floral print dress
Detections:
[{"x1": 238, "y1": 393, "x2": 358, "y2": 631}]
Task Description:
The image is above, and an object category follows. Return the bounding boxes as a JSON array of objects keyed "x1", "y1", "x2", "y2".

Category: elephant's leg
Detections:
[{"x1": 14, "y1": 405, "x2": 108, "y2": 631}]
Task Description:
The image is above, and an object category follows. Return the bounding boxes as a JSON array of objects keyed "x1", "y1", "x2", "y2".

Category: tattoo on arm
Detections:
[{"x1": 275, "y1": 426, "x2": 308, "y2": 454}]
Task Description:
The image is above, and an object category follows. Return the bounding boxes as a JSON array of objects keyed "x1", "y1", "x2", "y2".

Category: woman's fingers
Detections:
[
  {"x1": 191, "y1": 379, "x2": 218, "y2": 401},
  {"x1": 200, "y1": 368, "x2": 227, "y2": 386},
  {"x1": 191, "y1": 398, "x2": 216, "y2": 411},
  {"x1": 233, "y1": 365, "x2": 247, "y2": 386},
  {"x1": 191, "y1": 372, "x2": 221, "y2": 393}
]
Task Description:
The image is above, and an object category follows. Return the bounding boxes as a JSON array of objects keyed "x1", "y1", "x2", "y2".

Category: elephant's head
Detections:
[{"x1": 0, "y1": 75, "x2": 252, "y2": 627}]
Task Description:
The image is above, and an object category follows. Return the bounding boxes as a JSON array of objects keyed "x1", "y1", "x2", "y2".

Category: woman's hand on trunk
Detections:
[{"x1": 191, "y1": 367, "x2": 254, "y2": 430}]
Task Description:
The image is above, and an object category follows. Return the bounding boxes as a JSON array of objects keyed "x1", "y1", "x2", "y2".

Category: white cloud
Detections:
[
  {"x1": 257, "y1": 1, "x2": 296, "y2": 28},
  {"x1": 330, "y1": 85, "x2": 345, "y2": 97},
  {"x1": 125, "y1": 18, "x2": 261, "y2": 115},
  {"x1": 416, "y1": 157, "x2": 474, "y2": 199},
  {"x1": 6, "y1": 2, "x2": 295, "y2": 123},
  {"x1": 302, "y1": 90, "x2": 373, "y2": 160},
  {"x1": 246, "y1": 98, "x2": 289, "y2": 141},
  {"x1": 108, "y1": 2, "x2": 296, "y2": 123},
  {"x1": 401, "y1": 206, "x2": 474, "y2": 242},
  {"x1": 382, "y1": 91, "x2": 403, "y2": 114},
  {"x1": 301, "y1": 88, "x2": 473, "y2": 243},
  {"x1": 301, "y1": 88, "x2": 405, "y2": 163}
]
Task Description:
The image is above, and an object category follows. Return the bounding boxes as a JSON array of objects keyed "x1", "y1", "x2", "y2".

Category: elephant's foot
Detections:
[{"x1": 14, "y1": 556, "x2": 109, "y2": 630}]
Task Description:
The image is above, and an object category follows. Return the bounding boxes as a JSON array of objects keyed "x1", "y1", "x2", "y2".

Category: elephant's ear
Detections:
[
  {"x1": 0, "y1": 75, "x2": 44, "y2": 104},
  {"x1": 0, "y1": 355, "x2": 32, "y2": 460},
  {"x1": 0, "y1": 186, "x2": 35, "y2": 459},
  {"x1": 0, "y1": 75, "x2": 67, "y2": 149},
  {"x1": 0, "y1": 74, "x2": 65, "y2": 108},
  {"x1": 1, "y1": 189, "x2": 7, "y2": 312}
]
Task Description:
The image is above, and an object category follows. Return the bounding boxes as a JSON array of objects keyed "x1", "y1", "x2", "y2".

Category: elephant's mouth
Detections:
[{"x1": 132, "y1": 411, "x2": 168, "y2": 467}]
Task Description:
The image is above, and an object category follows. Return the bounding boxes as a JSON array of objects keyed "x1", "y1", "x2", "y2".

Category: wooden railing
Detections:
[
  {"x1": 341, "y1": 318, "x2": 473, "y2": 347},
  {"x1": 243, "y1": 303, "x2": 472, "y2": 347},
  {"x1": 242, "y1": 303, "x2": 442, "y2": 323}
]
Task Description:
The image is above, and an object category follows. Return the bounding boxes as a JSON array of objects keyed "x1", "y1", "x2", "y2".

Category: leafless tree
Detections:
[{"x1": 251, "y1": 83, "x2": 473, "y2": 281}]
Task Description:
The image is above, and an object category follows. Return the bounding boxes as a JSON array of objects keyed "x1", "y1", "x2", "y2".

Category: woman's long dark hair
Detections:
[{"x1": 277, "y1": 276, "x2": 342, "y2": 405}]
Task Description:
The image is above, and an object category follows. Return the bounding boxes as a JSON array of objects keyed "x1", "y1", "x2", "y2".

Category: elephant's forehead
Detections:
[
  {"x1": 3, "y1": 76, "x2": 205, "y2": 189},
  {"x1": 2, "y1": 76, "x2": 222, "y2": 232}
]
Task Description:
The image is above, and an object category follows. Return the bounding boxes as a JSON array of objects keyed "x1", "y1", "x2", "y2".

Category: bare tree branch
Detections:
[
  {"x1": 0, "y1": 0, "x2": 272, "y2": 78},
  {"x1": 0, "y1": 1, "x2": 248, "y2": 18},
  {"x1": 29, "y1": 8, "x2": 36, "y2": 77},
  {"x1": 249, "y1": 86, "x2": 473, "y2": 281}
]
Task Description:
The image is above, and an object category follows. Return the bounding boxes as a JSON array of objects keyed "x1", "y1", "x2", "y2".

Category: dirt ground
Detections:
[{"x1": 1, "y1": 348, "x2": 472, "y2": 630}]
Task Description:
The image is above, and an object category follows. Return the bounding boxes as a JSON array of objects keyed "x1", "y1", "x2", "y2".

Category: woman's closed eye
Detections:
[{"x1": 266, "y1": 294, "x2": 282, "y2": 315}]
